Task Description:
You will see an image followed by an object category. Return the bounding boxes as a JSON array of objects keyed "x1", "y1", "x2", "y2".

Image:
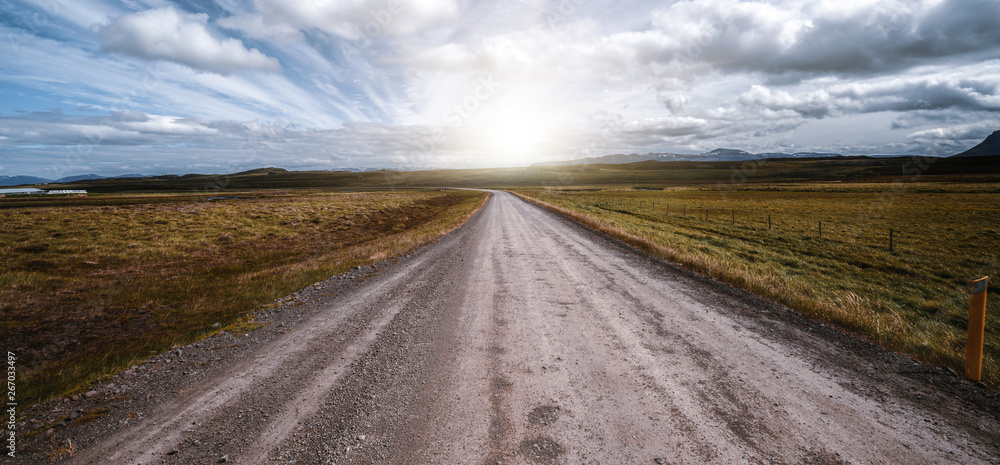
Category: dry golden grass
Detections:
[
  {"x1": 514, "y1": 184, "x2": 1000, "y2": 387},
  {"x1": 1, "y1": 189, "x2": 487, "y2": 407},
  {"x1": 46, "y1": 439, "x2": 74, "y2": 461}
]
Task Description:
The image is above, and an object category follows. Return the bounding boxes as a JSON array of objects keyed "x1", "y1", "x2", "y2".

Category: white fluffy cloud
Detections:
[
  {"x1": 98, "y1": 7, "x2": 281, "y2": 74},
  {"x1": 738, "y1": 76, "x2": 1000, "y2": 119},
  {"x1": 617, "y1": 0, "x2": 1000, "y2": 80},
  {"x1": 409, "y1": 0, "x2": 1000, "y2": 85},
  {"x1": 909, "y1": 121, "x2": 1000, "y2": 143},
  {"x1": 113, "y1": 113, "x2": 220, "y2": 136},
  {"x1": 217, "y1": 14, "x2": 305, "y2": 43}
]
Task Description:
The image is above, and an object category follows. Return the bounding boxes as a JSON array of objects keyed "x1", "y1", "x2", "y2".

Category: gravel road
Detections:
[{"x1": 24, "y1": 190, "x2": 1000, "y2": 464}]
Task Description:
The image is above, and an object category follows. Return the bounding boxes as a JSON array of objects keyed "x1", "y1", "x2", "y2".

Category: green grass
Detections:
[
  {"x1": 515, "y1": 183, "x2": 1000, "y2": 387},
  {"x1": 1, "y1": 189, "x2": 488, "y2": 408}
]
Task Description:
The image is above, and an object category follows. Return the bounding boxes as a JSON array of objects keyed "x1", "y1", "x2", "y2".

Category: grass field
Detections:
[
  {"x1": 1, "y1": 189, "x2": 487, "y2": 407},
  {"x1": 515, "y1": 183, "x2": 1000, "y2": 387},
  {"x1": 33, "y1": 155, "x2": 1000, "y2": 193}
]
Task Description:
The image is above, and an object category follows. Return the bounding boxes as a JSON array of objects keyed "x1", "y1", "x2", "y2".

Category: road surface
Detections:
[{"x1": 52, "y1": 190, "x2": 999, "y2": 464}]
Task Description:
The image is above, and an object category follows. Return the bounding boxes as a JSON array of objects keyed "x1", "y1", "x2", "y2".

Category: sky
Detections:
[{"x1": 1, "y1": 0, "x2": 999, "y2": 178}]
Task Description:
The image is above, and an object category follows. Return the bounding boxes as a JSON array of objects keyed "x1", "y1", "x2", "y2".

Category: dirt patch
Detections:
[
  {"x1": 527, "y1": 406, "x2": 560, "y2": 426},
  {"x1": 519, "y1": 437, "x2": 566, "y2": 463},
  {"x1": 802, "y1": 449, "x2": 851, "y2": 464}
]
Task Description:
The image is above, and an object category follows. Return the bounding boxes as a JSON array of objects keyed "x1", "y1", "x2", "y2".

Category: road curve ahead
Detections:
[{"x1": 68, "y1": 190, "x2": 998, "y2": 464}]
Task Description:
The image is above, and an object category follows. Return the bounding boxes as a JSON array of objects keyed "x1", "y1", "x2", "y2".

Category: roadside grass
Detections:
[
  {"x1": 1, "y1": 189, "x2": 487, "y2": 408},
  {"x1": 514, "y1": 183, "x2": 1000, "y2": 387}
]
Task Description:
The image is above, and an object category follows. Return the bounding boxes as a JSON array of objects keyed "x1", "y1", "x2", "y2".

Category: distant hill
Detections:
[
  {"x1": 0, "y1": 175, "x2": 51, "y2": 186},
  {"x1": 532, "y1": 148, "x2": 844, "y2": 166},
  {"x1": 0, "y1": 173, "x2": 152, "y2": 186},
  {"x1": 235, "y1": 167, "x2": 289, "y2": 175},
  {"x1": 953, "y1": 130, "x2": 1000, "y2": 157},
  {"x1": 55, "y1": 174, "x2": 105, "y2": 183}
]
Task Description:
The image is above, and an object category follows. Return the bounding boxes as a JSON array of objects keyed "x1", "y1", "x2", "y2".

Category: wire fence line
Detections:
[{"x1": 569, "y1": 195, "x2": 901, "y2": 252}]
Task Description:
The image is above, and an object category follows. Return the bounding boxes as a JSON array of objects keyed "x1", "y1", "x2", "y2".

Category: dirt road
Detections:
[{"x1": 42, "y1": 191, "x2": 999, "y2": 464}]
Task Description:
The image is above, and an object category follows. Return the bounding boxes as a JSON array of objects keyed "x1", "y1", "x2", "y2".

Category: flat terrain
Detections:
[
  {"x1": 515, "y1": 184, "x2": 1000, "y2": 387},
  {"x1": 35, "y1": 154, "x2": 1000, "y2": 193},
  {"x1": 19, "y1": 191, "x2": 999, "y2": 464},
  {"x1": 1, "y1": 189, "x2": 486, "y2": 407}
]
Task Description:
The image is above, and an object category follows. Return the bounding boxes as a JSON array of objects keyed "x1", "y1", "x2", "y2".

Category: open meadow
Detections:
[
  {"x1": 41, "y1": 155, "x2": 1000, "y2": 192},
  {"x1": 515, "y1": 183, "x2": 1000, "y2": 387},
  {"x1": 1, "y1": 189, "x2": 487, "y2": 408}
]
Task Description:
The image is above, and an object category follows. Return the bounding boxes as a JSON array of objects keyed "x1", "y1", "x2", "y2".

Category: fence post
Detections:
[
  {"x1": 889, "y1": 229, "x2": 894, "y2": 252},
  {"x1": 768, "y1": 214, "x2": 771, "y2": 230},
  {"x1": 965, "y1": 277, "x2": 989, "y2": 381},
  {"x1": 819, "y1": 220, "x2": 822, "y2": 237},
  {"x1": 732, "y1": 210, "x2": 735, "y2": 225}
]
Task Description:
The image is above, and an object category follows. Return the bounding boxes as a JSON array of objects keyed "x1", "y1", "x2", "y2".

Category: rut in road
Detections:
[{"x1": 68, "y1": 190, "x2": 999, "y2": 465}]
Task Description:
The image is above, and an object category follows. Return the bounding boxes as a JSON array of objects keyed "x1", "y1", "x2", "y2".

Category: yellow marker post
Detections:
[{"x1": 965, "y1": 276, "x2": 989, "y2": 381}]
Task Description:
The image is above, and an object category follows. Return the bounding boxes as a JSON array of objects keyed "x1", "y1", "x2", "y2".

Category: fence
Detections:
[{"x1": 574, "y1": 195, "x2": 900, "y2": 252}]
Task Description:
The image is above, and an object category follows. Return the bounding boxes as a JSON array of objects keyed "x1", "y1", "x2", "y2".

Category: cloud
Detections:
[
  {"x1": 0, "y1": 111, "x2": 439, "y2": 169},
  {"x1": 0, "y1": 119, "x2": 147, "y2": 146},
  {"x1": 657, "y1": 93, "x2": 690, "y2": 113},
  {"x1": 217, "y1": 14, "x2": 304, "y2": 43},
  {"x1": 0, "y1": 110, "x2": 223, "y2": 145},
  {"x1": 116, "y1": 115, "x2": 220, "y2": 136},
  {"x1": 0, "y1": 23, "x2": 363, "y2": 128},
  {"x1": 909, "y1": 121, "x2": 1000, "y2": 143},
  {"x1": 889, "y1": 110, "x2": 978, "y2": 130},
  {"x1": 249, "y1": 0, "x2": 459, "y2": 41},
  {"x1": 600, "y1": 0, "x2": 1000, "y2": 81},
  {"x1": 98, "y1": 7, "x2": 281, "y2": 74},
  {"x1": 6, "y1": 0, "x2": 1000, "y2": 175},
  {"x1": 403, "y1": 21, "x2": 603, "y2": 79},
  {"x1": 903, "y1": 120, "x2": 1000, "y2": 155},
  {"x1": 739, "y1": 76, "x2": 1000, "y2": 119},
  {"x1": 622, "y1": 116, "x2": 710, "y2": 142},
  {"x1": 397, "y1": 0, "x2": 1000, "y2": 98},
  {"x1": 616, "y1": 112, "x2": 808, "y2": 149}
]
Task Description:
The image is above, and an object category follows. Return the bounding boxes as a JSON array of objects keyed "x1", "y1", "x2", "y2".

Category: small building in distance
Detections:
[
  {"x1": 0, "y1": 188, "x2": 45, "y2": 195},
  {"x1": 0, "y1": 188, "x2": 87, "y2": 197},
  {"x1": 46, "y1": 190, "x2": 88, "y2": 194}
]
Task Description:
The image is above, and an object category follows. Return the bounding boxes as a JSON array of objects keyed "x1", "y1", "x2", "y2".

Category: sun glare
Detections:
[
  {"x1": 489, "y1": 114, "x2": 544, "y2": 154},
  {"x1": 478, "y1": 103, "x2": 551, "y2": 165}
]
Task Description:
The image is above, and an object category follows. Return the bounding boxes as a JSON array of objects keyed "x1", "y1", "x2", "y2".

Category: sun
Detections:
[
  {"x1": 478, "y1": 103, "x2": 550, "y2": 165},
  {"x1": 488, "y1": 112, "x2": 545, "y2": 154}
]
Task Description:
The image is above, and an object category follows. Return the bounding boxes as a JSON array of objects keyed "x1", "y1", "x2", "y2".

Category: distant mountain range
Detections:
[
  {"x1": 328, "y1": 166, "x2": 442, "y2": 172},
  {"x1": 0, "y1": 173, "x2": 150, "y2": 186},
  {"x1": 533, "y1": 148, "x2": 857, "y2": 167},
  {"x1": 532, "y1": 130, "x2": 1000, "y2": 167},
  {"x1": 0, "y1": 175, "x2": 52, "y2": 186},
  {"x1": 2, "y1": 131, "x2": 997, "y2": 185}
]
